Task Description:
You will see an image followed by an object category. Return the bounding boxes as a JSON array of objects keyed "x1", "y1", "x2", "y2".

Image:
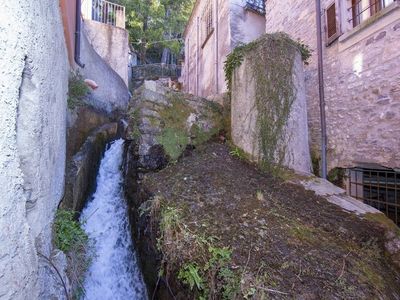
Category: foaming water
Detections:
[{"x1": 80, "y1": 139, "x2": 147, "y2": 300}]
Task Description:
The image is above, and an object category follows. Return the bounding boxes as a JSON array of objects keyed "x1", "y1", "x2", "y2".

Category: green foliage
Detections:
[
  {"x1": 219, "y1": 267, "x2": 241, "y2": 299},
  {"x1": 68, "y1": 73, "x2": 89, "y2": 109},
  {"x1": 159, "y1": 205, "x2": 182, "y2": 234},
  {"x1": 115, "y1": 0, "x2": 194, "y2": 61},
  {"x1": 224, "y1": 33, "x2": 312, "y2": 175},
  {"x1": 178, "y1": 263, "x2": 205, "y2": 291},
  {"x1": 54, "y1": 210, "x2": 88, "y2": 253},
  {"x1": 327, "y1": 167, "x2": 346, "y2": 187},
  {"x1": 205, "y1": 246, "x2": 232, "y2": 271}
]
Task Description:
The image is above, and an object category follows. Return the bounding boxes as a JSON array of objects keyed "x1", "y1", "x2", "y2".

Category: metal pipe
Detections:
[
  {"x1": 196, "y1": 17, "x2": 200, "y2": 96},
  {"x1": 75, "y1": 0, "x2": 85, "y2": 68},
  {"x1": 315, "y1": 0, "x2": 327, "y2": 179},
  {"x1": 214, "y1": 0, "x2": 219, "y2": 94}
]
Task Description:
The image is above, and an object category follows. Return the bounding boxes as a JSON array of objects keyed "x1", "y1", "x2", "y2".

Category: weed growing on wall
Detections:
[
  {"x1": 68, "y1": 72, "x2": 89, "y2": 109},
  {"x1": 53, "y1": 209, "x2": 92, "y2": 298},
  {"x1": 224, "y1": 33, "x2": 311, "y2": 174}
]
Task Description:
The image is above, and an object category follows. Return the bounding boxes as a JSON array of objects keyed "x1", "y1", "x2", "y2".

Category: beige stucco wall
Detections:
[
  {"x1": 265, "y1": 0, "x2": 400, "y2": 170},
  {"x1": 0, "y1": 0, "x2": 69, "y2": 299},
  {"x1": 182, "y1": 0, "x2": 265, "y2": 98},
  {"x1": 84, "y1": 19, "x2": 129, "y2": 86}
]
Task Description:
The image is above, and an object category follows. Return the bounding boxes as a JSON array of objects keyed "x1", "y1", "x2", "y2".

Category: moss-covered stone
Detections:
[{"x1": 225, "y1": 33, "x2": 312, "y2": 175}]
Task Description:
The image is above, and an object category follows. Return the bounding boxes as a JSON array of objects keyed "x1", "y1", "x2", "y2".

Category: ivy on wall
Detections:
[{"x1": 224, "y1": 33, "x2": 311, "y2": 174}]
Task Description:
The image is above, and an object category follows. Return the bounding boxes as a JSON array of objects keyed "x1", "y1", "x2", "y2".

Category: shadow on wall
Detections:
[{"x1": 78, "y1": 25, "x2": 130, "y2": 113}]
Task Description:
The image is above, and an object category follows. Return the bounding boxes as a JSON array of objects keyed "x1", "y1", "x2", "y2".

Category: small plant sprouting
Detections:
[
  {"x1": 178, "y1": 263, "x2": 205, "y2": 291},
  {"x1": 53, "y1": 209, "x2": 88, "y2": 253},
  {"x1": 68, "y1": 72, "x2": 89, "y2": 109},
  {"x1": 53, "y1": 209, "x2": 93, "y2": 298}
]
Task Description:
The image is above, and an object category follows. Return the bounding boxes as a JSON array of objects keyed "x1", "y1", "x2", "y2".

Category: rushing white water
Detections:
[{"x1": 80, "y1": 139, "x2": 148, "y2": 300}]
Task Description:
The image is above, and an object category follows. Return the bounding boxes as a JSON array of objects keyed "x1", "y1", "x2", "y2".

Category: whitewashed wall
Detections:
[{"x1": 0, "y1": 1, "x2": 69, "y2": 299}]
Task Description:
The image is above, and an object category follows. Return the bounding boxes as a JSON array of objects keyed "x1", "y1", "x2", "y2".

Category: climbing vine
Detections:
[{"x1": 224, "y1": 33, "x2": 311, "y2": 173}]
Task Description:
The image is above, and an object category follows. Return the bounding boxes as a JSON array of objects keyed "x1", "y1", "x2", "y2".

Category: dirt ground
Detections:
[{"x1": 141, "y1": 142, "x2": 400, "y2": 299}]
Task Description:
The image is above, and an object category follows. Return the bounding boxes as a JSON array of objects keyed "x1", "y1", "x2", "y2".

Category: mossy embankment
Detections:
[{"x1": 128, "y1": 142, "x2": 400, "y2": 300}]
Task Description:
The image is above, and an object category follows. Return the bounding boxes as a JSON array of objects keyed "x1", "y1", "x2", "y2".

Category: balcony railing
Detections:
[
  {"x1": 91, "y1": 0, "x2": 126, "y2": 29},
  {"x1": 131, "y1": 64, "x2": 182, "y2": 81},
  {"x1": 245, "y1": 0, "x2": 266, "y2": 15}
]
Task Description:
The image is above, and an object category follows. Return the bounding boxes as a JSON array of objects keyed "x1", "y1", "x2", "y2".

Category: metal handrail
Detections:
[{"x1": 92, "y1": 0, "x2": 126, "y2": 28}]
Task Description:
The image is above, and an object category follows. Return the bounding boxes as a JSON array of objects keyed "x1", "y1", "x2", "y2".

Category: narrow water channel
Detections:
[{"x1": 80, "y1": 139, "x2": 148, "y2": 299}]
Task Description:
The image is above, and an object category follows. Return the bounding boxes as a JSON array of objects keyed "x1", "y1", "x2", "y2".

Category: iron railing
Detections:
[
  {"x1": 245, "y1": 0, "x2": 266, "y2": 14},
  {"x1": 92, "y1": 0, "x2": 126, "y2": 28},
  {"x1": 131, "y1": 63, "x2": 182, "y2": 80},
  {"x1": 347, "y1": 167, "x2": 400, "y2": 226},
  {"x1": 348, "y1": 0, "x2": 390, "y2": 27}
]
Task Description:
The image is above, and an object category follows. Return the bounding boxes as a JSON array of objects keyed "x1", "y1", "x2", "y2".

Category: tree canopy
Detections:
[{"x1": 115, "y1": 0, "x2": 195, "y2": 63}]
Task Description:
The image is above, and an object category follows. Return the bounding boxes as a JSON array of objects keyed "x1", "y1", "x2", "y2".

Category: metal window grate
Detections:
[
  {"x1": 348, "y1": 0, "x2": 387, "y2": 27},
  {"x1": 347, "y1": 167, "x2": 400, "y2": 226},
  {"x1": 245, "y1": 0, "x2": 266, "y2": 15}
]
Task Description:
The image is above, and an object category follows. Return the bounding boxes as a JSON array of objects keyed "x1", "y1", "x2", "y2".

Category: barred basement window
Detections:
[
  {"x1": 347, "y1": 166, "x2": 400, "y2": 226},
  {"x1": 201, "y1": 0, "x2": 214, "y2": 46}
]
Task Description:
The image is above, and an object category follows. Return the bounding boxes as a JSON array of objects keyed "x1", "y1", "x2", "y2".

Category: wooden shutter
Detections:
[
  {"x1": 370, "y1": 0, "x2": 383, "y2": 16},
  {"x1": 326, "y1": 2, "x2": 339, "y2": 45}
]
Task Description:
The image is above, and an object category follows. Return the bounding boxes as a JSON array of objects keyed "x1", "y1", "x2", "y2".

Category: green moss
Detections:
[
  {"x1": 157, "y1": 128, "x2": 188, "y2": 161},
  {"x1": 191, "y1": 124, "x2": 218, "y2": 146},
  {"x1": 328, "y1": 167, "x2": 346, "y2": 187},
  {"x1": 128, "y1": 108, "x2": 141, "y2": 140},
  {"x1": 160, "y1": 93, "x2": 193, "y2": 130},
  {"x1": 311, "y1": 150, "x2": 321, "y2": 177},
  {"x1": 289, "y1": 224, "x2": 320, "y2": 244},
  {"x1": 353, "y1": 260, "x2": 385, "y2": 292},
  {"x1": 68, "y1": 72, "x2": 89, "y2": 109},
  {"x1": 224, "y1": 33, "x2": 312, "y2": 176},
  {"x1": 364, "y1": 213, "x2": 400, "y2": 236}
]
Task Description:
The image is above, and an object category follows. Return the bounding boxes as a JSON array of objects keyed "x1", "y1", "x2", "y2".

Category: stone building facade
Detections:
[
  {"x1": 264, "y1": 0, "x2": 400, "y2": 172},
  {"x1": 182, "y1": 0, "x2": 266, "y2": 98}
]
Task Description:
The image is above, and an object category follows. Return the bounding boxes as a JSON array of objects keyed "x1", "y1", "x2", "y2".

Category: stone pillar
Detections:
[{"x1": 231, "y1": 45, "x2": 312, "y2": 174}]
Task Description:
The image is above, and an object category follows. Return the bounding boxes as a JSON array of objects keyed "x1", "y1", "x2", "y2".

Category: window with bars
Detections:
[
  {"x1": 347, "y1": 167, "x2": 400, "y2": 226},
  {"x1": 245, "y1": 0, "x2": 266, "y2": 15},
  {"x1": 349, "y1": 0, "x2": 394, "y2": 27},
  {"x1": 201, "y1": 0, "x2": 214, "y2": 45}
]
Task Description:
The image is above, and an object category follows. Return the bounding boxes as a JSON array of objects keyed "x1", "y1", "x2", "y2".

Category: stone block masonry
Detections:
[
  {"x1": 0, "y1": 1, "x2": 69, "y2": 299},
  {"x1": 265, "y1": 0, "x2": 400, "y2": 170}
]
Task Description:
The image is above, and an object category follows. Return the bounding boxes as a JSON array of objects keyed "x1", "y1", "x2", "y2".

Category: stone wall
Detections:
[
  {"x1": 182, "y1": 0, "x2": 265, "y2": 98},
  {"x1": 84, "y1": 19, "x2": 129, "y2": 86},
  {"x1": 183, "y1": 0, "x2": 231, "y2": 97},
  {"x1": 231, "y1": 46, "x2": 312, "y2": 173},
  {"x1": 265, "y1": 0, "x2": 400, "y2": 170},
  {"x1": 0, "y1": 1, "x2": 69, "y2": 299}
]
